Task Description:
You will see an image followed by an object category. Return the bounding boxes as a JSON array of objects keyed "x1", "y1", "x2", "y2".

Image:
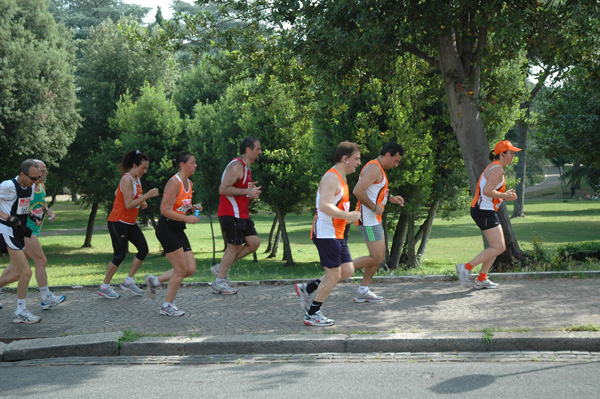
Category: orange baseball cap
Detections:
[{"x1": 493, "y1": 140, "x2": 521, "y2": 155}]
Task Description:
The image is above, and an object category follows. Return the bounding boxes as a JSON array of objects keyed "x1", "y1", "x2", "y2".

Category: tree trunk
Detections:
[
  {"x1": 438, "y1": 32, "x2": 524, "y2": 266},
  {"x1": 512, "y1": 119, "x2": 528, "y2": 218},
  {"x1": 274, "y1": 205, "x2": 295, "y2": 266},
  {"x1": 82, "y1": 201, "x2": 98, "y2": 248},
  {"x1": 267, "y1": 224, "x2": 281, "y2": 259},
  {"x1": 388, "y1": 212, "x2": 409, "y2": 269},
  {"x1": 381, "y1": 212, "x2": 390, "y2": 270},
  {"x1": 494, "y1": 204, "x2": 528, "y2": 269},
  {"x1": 264, "y1": 216, "x2": 278, "y2": 253},
  {"x1": 207, "y1": 203, "x2": 216, "y2": 265},
  {"x1": 416, "y1": 199, "x2": 440, "y2": 262},
  {"x1": 403, "y1": 214, "x2": 418, "y2": 268}
]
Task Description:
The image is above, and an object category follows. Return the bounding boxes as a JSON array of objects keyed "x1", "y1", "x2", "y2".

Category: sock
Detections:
[
  {"x1": 125, "y1": 277, "x2": 135, "y2": 285},
  {"x1": 306, "y1": 279, "x2": 321, "y2": 294},
  {"x1": 39, "y1": 286, "x2": 50, "y2": 300},
  {"x1": 152, "y1": 276, "x2": 160, "y2": 286},
  {"x1": 162, "y1": 302, "x2": 172, "y2": 308},
  {"x1": 357, "y1": 285, "x2": 368, "y2": 294},
  {"x1": 101, "y1": 283, "x2": 110, "y2": 289},
  {"x1": 17, "y1": 298, "x2": 26, "y2": 313},
  {"x1": 465, "y1": 262, "x2": 474, "y2": 271},
  {"x1": 307, "y1": 300, "x2": 323, "y2": 316},
  {"x1": 215, "y1": 278, "x2": 227, "y2": 284},
  {"x1": 478, "y1": 273, "x2": 487, "y2": 282}
]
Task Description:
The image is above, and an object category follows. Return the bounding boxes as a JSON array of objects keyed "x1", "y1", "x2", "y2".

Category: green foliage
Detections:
[
  {"x1": 555, "y1": 241, "x2": 600, "y2": 263},
  {"x1": 530, "y1": 235, "x2": 552, "y2": 264},
  {"x1": 0, "y1": 0, "x2": 80, "y2": 175},
  {"x1": 110, "y1": 83, "x2": 185, "y2": 218}
]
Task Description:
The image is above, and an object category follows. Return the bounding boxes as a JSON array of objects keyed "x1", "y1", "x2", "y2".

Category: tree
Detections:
[
  {"x1": 0, "y1": 0, "x2": 80, "y2": 175},
  {"x1": 186, "y1": 0, "x2": 600, "y2": 266},
  {"x1": 49, "y1": 0, "x2": 149, "y2": 40},
  {"x1": 67, "y1": 17, "x2": 177, "y2": 246}
]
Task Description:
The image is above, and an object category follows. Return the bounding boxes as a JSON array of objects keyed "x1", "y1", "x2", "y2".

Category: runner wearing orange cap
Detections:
[{"x1": 456, "y1": 140, "x2": 521, "y2": 290}]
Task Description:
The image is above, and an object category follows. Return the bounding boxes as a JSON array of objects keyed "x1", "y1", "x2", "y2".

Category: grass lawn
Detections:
[{"x1": 1, "y1": 195, "x2": 599, "y2": 287}]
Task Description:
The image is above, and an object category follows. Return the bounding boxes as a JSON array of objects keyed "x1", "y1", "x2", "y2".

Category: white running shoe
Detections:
[
  {"x1": 13, "y1": 309, "x2": 41, "y2": 324},
  {"x1": 160, "y1": 303, "x2": 185, "y2": 317},
  {"x1": 120, "y1": 281, "x2": 144, "y2": 296},
  {"x1": 41, "y1": 292, "x2": 66, "y2": 310},
  {"x1": 473, "y1": 278, "x2": 500, "y2": 290},
  {"x1": 352, "y1": 288, "x2": 383, "y2": 303},
  {"x1": 303, "y1": 310, "x2": 334, "y2": 327},
  {"x1": 456, "y1": 263, "x2": 471, "y2": 287},
  {"x1": 97, "y1": 285, "x2": 120, "y2": 299},
  {"x1": 211, "y1": 280, "x2": 237, "y2": 295}
]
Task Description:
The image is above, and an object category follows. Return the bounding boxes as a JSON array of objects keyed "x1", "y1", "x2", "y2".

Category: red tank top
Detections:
[{"x1": 217, "y1": 158, "x2": 252, "y2": 219}]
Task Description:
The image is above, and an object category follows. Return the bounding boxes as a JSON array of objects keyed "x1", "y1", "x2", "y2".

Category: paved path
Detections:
[
  {"x1": 1, "y1": 277, "x2": 599, "y2": 340},
  {"x1": 524, "y1": 166, "x2": 561, "y2": 193}
]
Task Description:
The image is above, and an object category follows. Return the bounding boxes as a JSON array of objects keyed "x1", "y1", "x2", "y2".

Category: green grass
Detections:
[{"x1": 1, "y1": 195, "x2": 599, "y2": 287}]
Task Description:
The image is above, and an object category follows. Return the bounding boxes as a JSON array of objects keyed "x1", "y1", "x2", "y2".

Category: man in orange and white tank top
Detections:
[
  {"x1": 456, "y1": 140, "x2": 520, "y2": 290},
  {"x1": 352, "y1": 142, "x2": 405, "y2": 303},
  {"x1": 296, "y1": 142, "x2": 361, "y2": 327},
  {"x1": 212, "y1": 137, "x2": 262, "y2": 295}
]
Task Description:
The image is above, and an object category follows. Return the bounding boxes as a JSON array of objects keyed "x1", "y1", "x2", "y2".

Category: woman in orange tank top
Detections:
[
  {"x1": 146, "y1": 151, "x2": 201, "y2": 317},
  {"x1": 98, "y1": 150, "x2": 160, "y2": 300},
  {"x1": 456, "y1": 141, "x2": 520, "y2": 290}
]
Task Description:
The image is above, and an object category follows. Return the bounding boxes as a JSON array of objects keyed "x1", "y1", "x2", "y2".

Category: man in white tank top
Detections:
[{"x1": 352, "y1": 142, "x2": 405, "y2": 303}]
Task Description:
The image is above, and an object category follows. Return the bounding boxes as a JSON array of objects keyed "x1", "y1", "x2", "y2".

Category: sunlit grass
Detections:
[{"x1": 1, "y1": 197, "x2": 599, "y2": 287}]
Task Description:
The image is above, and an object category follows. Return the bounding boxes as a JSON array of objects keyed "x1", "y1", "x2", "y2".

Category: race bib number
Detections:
[
  {"x1": 382, "y1": 189, "x2": 390, "y2": 206},
  {"x1": 31, "y1": 207, "x2": 44, "y2": 217},
  {"x1": 343, "y1": 201, "x2": 350, "y2": 212},
  {"x1": 175, "y1": 199, "x2": 192, "y2": 213},
  {"x1": 17, "y1": 198, "x2": 31, "y2": 215}
]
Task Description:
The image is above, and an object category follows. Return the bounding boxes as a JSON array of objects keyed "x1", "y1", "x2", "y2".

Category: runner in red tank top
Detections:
[{"x1": 212, "y1": 137, "x2": 262, "y2": 295}]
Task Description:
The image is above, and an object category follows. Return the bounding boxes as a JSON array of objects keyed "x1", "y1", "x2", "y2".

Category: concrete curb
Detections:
[{"x1": 2, "y1": 331, "x2": 599, "y2": 362}]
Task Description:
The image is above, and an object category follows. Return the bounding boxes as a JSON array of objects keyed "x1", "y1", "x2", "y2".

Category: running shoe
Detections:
[
  {"x1": 352, "y1": 288, "x2": 383, "y2": 303},
  {"x1": 456, "y1": 263, "x2": 471, "y2": 287},
  {"x1": 210, "y1": 263, "x2": 230, "y2": 281},
  {"x1": 41, "y1": 292, "x2": 66, "y2": 310},
  {"x1": 145, "y1": 274, "x2": 159, "y2": 300},
  {"x1": 97, "y1": 285, "x2": 120, "y2": 299},
  {"x1": 120, "y1": 280, "x2": 145, "y2": 296},
  {"x1": 211, "y1": 280, "x2": 237, "y2": 295},
  {"x1": 295, "y1": 282, "x2": 313, "y2": 312},
  {"x1": 160, "y1": 303, "x2": 185, "y2": 317},
  {"x1": 473, "y1": 278, "x2": 500, "y2": 290},
  {"x1": 303, "y1": 310, "x2": 334, "y2": 327},
  {"x1": 13, "y1": 309, "x2": 41, "y2": 324}
]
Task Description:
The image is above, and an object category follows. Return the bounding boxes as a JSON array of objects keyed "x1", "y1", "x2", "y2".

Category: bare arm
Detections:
[
  {"x1": 483, "y1": 167, "x2": 517, "y2": 201},
  {"x1": 319, "y1": 173, "x2": 360, "y2": 222},
  {"x1": 120, "y1": 177, "x2": 159, "y2": 210},
  {"x1": 159, "y1": 178, "x2": 199, "y2": 224},
  {"x1": 218, "y1": 160, "x2": 261, "y2": 199}
]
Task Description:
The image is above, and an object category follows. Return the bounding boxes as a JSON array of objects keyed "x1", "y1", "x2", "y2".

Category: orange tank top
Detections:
[
  {"x1": 107, "y1": 173, "x2": 142, "y2": 224},
  {"x1": 169, "y1": 174, "x2": 193, "y2": 215}
]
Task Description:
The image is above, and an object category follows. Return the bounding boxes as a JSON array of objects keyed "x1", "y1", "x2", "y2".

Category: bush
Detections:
[{"x1": 554, "y1": 241, "x2": 600, "y2": 262}]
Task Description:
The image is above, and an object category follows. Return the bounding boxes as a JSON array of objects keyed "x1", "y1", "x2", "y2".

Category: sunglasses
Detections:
[{"x1": 24, "y1": 173, "x2": 40, "y2": 181}]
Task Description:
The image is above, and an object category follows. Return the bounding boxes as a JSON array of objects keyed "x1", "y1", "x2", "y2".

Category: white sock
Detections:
[
  {"x1": 152, "y1": 276, "x2": 160, "y2": 286},
  {"x1": 215, "y1": 278, "x2": 226, "y2": 284},
  {"x1": 358, "y1": 286, "x2": 369, "y2": 294},
  {"x1": 162, "y1": 302, "x2": 171, "y2": 308},
  {"x1": 125, "y1": 277, "x2": 135, "y2": 285},
  {"x1": 39, "y1": 286, "x2": 50, "y2": 299},
  {"x1": 17, "y1": 298, "x2": 26, "y2": 313},
  {"x1": 101, "y1": 283, "x2": 110, "y2": 289}
]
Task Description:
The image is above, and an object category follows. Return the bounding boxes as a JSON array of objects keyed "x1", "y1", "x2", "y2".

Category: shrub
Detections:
[{"x1": 554, "y1": 241, "x2": 600, "y2": 262}]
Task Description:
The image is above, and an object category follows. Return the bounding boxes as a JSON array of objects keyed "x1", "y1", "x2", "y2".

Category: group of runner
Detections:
[{"x1": 0, "y1": 137, "x2": 520, "y2": 326}]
